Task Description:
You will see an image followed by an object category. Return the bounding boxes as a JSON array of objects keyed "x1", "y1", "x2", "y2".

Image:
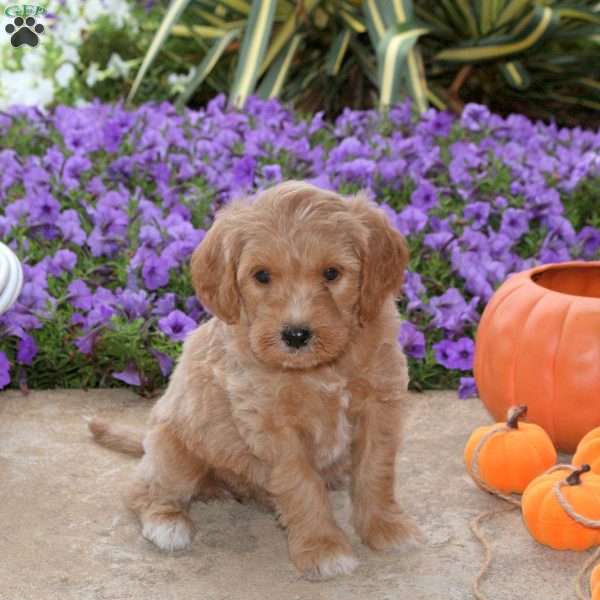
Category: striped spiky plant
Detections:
[{"x1": 126, "y1": 0, "x2": 600, "y2": 119}]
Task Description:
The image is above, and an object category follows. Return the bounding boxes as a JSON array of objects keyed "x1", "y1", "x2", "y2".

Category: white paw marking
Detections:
[
  {"x1": 142, "y1": 517, "x2": 192, "y2": 552},
  {"x1": 305, "y1": 553, "x2": 359, "y2": 580}
]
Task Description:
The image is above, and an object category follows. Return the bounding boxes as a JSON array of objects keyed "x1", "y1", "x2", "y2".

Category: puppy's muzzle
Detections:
[{"x1": 281, "y1": 325, "x2": 312, "y2": 349}]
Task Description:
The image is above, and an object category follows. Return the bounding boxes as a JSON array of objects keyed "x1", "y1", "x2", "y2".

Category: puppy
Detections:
[{"x1": 90, "y1": 181, "x2": 411, "y2": 579}]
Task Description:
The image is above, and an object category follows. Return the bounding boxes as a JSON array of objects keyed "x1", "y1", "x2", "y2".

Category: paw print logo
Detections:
[{"x1": 5, "y1": 16, "x2": 44, "y2": 47}]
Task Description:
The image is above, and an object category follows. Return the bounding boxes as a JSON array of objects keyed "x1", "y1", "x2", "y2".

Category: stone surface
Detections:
[{"x1": 0, "y1": 389, "x2": 588, "y2": 600}]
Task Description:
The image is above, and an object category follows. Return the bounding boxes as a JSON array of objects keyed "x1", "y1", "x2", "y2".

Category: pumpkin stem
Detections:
[
  {"x1": 506, "y1": 405, "x2": 528, "y2": 429},
  {"x1": 566, "y1": 464, "x2": 591, "y2": 486}
]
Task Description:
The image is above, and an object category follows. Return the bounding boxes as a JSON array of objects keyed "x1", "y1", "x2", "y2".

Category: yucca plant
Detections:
[
  {"x1": 127, "y1": 0, "x2": 599, "y2": 122},
  {"x1": 127, "y1": 0, "x2": 431, "y2": 114},
  {"x1": 416, "y1": 0, "x2": 600, "y2": 117}
]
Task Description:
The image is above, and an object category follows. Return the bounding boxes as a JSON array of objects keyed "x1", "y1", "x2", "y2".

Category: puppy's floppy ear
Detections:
[
  {"x1": 190, "y1": 205, "x2": 245, "y2": 325},
  {"x1": 348, "y1": 193, "x2": 410, "y2": 325}
]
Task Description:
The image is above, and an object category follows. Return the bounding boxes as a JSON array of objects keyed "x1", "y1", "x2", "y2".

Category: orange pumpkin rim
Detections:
[{"x1": 525, "y1": 260, "x2": 600, "y2": 300}]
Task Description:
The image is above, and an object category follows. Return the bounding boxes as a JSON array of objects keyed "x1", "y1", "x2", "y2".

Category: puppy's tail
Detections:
[{"x1": 88, "y1": 417, "x2": 145, "y2": 457}]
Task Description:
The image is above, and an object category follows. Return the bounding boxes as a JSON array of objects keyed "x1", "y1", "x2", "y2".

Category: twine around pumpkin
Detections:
[
  {"x1": 468, "y1": 407, "x2": 600, "y2": 600},
  {"x1": 468, "y1": 407, "x2": 525, "y2": 600}
]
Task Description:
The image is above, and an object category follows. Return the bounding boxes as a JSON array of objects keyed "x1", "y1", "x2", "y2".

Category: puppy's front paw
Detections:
[
  {"x1": 355, "y1": 504, "x2": 411, "y2": 551},
  {"x1": 142, "y1": 514, "x2": 194, "y2": 552},
  {"x1": 290, "y1": 530, "x2": 358, "y2": 580}
]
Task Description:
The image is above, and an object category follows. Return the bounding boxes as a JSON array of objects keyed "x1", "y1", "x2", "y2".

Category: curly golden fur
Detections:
[{"x1": 89, "y1": 181, "x2": 412, "y2": 579}]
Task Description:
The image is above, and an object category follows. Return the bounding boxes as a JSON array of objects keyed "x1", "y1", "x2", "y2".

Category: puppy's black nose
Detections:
[{"x1": 281, "y1": 326, "x2": 312, "y2": 349}]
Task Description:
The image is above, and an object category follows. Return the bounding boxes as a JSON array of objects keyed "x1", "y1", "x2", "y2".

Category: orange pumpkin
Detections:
[
  {"x1": 474, "y1": 261, "x2": 600, "y2": 453},
  {"x1": 464, "y1": 405, "x2": 556, "y2": 494},
  {"x1": 522, "y1": 465, "x2": 600, "y2": 551},
  {"x1": 591, "y1": 563, "x2": 600, "y2": 600},
  {"x1": 573, "y1": 427, "x2": 600, "y2": 474}
]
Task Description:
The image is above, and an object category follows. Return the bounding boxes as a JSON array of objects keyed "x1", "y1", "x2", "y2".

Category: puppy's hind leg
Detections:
[{"x1": 127, "y1": 424, "x2": 208, "y2": 552}]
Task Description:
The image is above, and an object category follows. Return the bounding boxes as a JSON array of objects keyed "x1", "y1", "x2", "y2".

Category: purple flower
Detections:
[
  {"x1": 117, "y1": 289, "x2": 149, "y2": 320},
  {"x1": 433, "y1": 337, "x2": 475, "y2": 370},
  {"x1": 463, "y1": 202, "x2": 490, "y2": 230},
  {"x1": 48, "y1": 249, "x2": 77, "y2": 277},
  {"x1": 577, "y1": 226, "x2": 600, "y2": 258},
  {"x1": 17, "y1": 334, "x2": 38, "y2": 365},
  {"x1": 458, "y1": 377, "x2": 478, "y2": 399},
  {"x1": 57, "y1": 210, "x2": 87, "y2": 245},
  {"x1": 410, "y1": 180, "x2": 438, "y2": 211},
  {"x1": 158, "y1": 309, "x2": 196, "y2": 342},
  {"x1": 398, "y1": 321, "x2": 426, "y2": 359},
  {"x1": 30, "y1": 191, "x2": 61, "y2": 224},
  {"x1": 262, "y1": 164, "x2": 282, "y2": 183},
  {"x1": 154, "y1": 293, "x2": 177, "y2": 317},
  {"x1": 151, "y1": 349, "x2": 173, "y2": 377},
  {"x1": 461, "y1": 103, "x2": 491, "y2": 132},
  {"x1": 63, "y1": 154, "x2": 92, "y2": 190},
  {"x1": 142, "y1": 252, "x2": 171, "y2": 290},
  {"x1": 75, "y1": 330, "x2": 100, "y2": 354},
  {"x1": 68, "y1": 280, "x2": 94, "y2": 311},
  {"x1": 113, "y1": 364, "x2": 142, "y2": 386},
  {"x1": 139, "y1": 225, "x2": 162, "y2": 249},
  {"x1": 500, "y1": 208, "x2": 530, "y2": 240},
  {"x1": 232, "y1": 155, "x2": 256, "y2": 189},
  {"x1": 429, "y1": 289, "x2": 480, "y2": 334},
  {"x1": 0, "y1": 351, "x2": 10, "y2": 389},
  {"x1": 397, "y1": 206, "x2": 428, "y2": 235}
]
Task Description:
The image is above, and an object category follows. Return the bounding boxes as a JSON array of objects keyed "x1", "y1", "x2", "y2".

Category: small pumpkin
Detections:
[
  {"x1": 591, "y1": 563, "x2": 600, "y2": 600},
  {"x1": 522, "y1": 465, "x2": 600, "y2": 551},
  {"x1": 464, "y1": 405, "x2": 557, "y2": 494},
  {"x1": 573, "y1": 427, "x2": 600, "y2": 474}
]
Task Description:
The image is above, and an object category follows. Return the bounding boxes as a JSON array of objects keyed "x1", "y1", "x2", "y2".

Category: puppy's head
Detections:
[{"x1": 191, "y1": 181, "x2": 408, "y2": 370}]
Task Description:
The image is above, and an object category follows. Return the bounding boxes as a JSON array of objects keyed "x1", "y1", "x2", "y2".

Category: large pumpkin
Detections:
[{"x1": 474, "y1": 261, "x2": 600, "y2": 453}]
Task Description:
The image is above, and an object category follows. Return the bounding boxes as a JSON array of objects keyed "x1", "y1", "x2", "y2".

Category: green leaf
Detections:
[
  {"x1": 436, "y1": 6, "x2": 557, "y2": 63},
  {"x1": 171, "y1": 24, "x2": 228, "y2": 38},
  {"x1": 378, "y1": 26, "x2": 429, "y2": 109},
  {"x1": 453, "y1": 0, "x2": 479, "y2": 37},
  {"x1": 496, "y1": 0, "x2": 532, "y2": 28},
  {"x1": 257, "y1": 33, "x2": 303, "y2": 98},
  {"x1": 217, "y1": 0, "x2": 251, "y2": 16},
  {"x1": 258, "y1": 0, "x2": 321, "y2": 78},
  {"x1": 230, "y1": 0, "x2": 278, "y2": 108},
  {"x1": 362, "y1": 0, "x2": 386, "y2": 46},
  {"x1": 127, "y1": 0, "x2": 192, "y2": 103},
  {"x1": 405, "y1": 47, "x2": 428, "y2": 114},
  {"x1": 325, "y1": 29, "x2": 352, "y2": 75},
  {"x1": 498, "y1": 60, "x2": 531, "y2": 90},
  {"x1": 176, "y1": 28, "x2": 240, "y2": 109},
  {"x1": 339, "y1": 8, "x2": 367, "y2": 33},
  {"x1": 557, "y1": 8, "x2": 600, "y2": 26}
]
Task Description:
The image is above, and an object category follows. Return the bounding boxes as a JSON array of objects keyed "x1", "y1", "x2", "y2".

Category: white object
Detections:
[{"x1": 0, "y1": 242, "x2": 23, "y2": 315}]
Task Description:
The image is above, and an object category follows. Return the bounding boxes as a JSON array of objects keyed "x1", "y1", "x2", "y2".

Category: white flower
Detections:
[
  {"x1": 59, "y1": 43, "x2": 81, "y2": 65},
  {"x1": 86, "y1": 62, "x2": 102, "y2": 87},
  {"x1": 167, "y1": 68, "x2": 197, "y2": 94},
  {"x1": 55, "y1": 62, "x2": 75, "y2": 88},
  {"x1": 83, "y1": 0, "x2": 105, "y2": 23},
  {"x1": 1, "y1": 71, "x2": 55, "y2": 108},
  {"x1": 107, "y1": 53, "x2": 130, "y2": 78},
  {"x1": 21, "y1": 48, "x2": 45, "y2": 74}
]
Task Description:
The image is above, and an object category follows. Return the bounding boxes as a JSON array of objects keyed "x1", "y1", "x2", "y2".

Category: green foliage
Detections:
[
  {"x1": 122, "y1": 0, "x2": 599, "y2": 124},
  {"x1": 417, "y1": 0, "x2": 600, "y2": 120}
]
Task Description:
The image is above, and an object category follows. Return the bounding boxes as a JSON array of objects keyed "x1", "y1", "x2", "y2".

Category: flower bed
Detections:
[{"x1": 1, "y1": 97, "x2": 599, "y2": 396}]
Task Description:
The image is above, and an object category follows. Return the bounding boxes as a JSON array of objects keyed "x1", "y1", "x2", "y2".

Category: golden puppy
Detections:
[{"x1": 90, "y1": 181, "x2": 411, "y2": 579}]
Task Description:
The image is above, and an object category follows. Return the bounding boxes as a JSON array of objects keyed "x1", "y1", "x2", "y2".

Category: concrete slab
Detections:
[{"x1": 0, "y1": 389, "x2": 589, "y2": 600}]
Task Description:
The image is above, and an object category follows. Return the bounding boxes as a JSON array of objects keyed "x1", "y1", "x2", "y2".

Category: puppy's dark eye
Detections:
[
  {"x1": 323, "y1": 267, "x2": 339, "y2": 282},
  {"x1": 254, "y1": 270, "x2": 270, "y2": 284}
]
